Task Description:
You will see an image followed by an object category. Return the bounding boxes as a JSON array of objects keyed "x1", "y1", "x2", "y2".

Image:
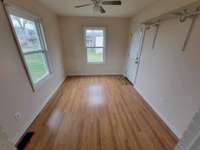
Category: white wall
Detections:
[
  {"x1": 128, "y1": 0, "x2": 200, "y2": 139},
  {"x1": 59, "y1": 16, "x2": 130, "y2": 75},
  {"x1": 0, "y1": 0, "x2": 65, "y2": 143}
]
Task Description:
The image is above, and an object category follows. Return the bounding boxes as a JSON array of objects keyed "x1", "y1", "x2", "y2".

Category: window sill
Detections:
[{"x1": 87, "y1": 62, "x2": 105, "y2": 65}]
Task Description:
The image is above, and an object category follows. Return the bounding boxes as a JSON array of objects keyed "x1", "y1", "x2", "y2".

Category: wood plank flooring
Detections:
[{"x1": 26, "y1": 76, "x2": 178, "y2": 150}]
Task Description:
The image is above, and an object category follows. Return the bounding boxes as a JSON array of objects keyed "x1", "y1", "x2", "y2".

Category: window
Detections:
[
  {"x1": 84, "y1": 27, "x2": 106, "y2": 64},
  {"x1": 6, "y1": 6, "x2": 51, "y2": 88}
]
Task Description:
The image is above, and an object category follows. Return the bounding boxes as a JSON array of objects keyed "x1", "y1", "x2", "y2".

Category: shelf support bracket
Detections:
[
  {"x1": 152, "y1": 23, "x2": 160, "y2": 50},
  {"x1": 182, "y1": 15, "x2": 198, "y2": 52}
]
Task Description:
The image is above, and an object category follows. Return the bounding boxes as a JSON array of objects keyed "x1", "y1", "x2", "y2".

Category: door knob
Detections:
[{"x1": 135, "y1": 61, "x2": 139, "y2": 64}]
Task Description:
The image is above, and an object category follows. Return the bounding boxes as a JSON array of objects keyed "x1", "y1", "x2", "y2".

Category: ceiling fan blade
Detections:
[
  {"x1": 99, "y1": 6, "x2": 106, "y2": 14},
  {"x1": 75, "y1": 3, "x2": 93, "y2": 8},
  {"x1": 102, "y1": 1, "x2": 121, "y2": 5}
]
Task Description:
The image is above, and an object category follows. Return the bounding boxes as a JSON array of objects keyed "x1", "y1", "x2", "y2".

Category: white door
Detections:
[{"x1": 126, "y1": 26, "x2": 145, "y2": 84}]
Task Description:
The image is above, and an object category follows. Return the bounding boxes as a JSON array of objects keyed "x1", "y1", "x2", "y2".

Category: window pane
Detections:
[
  {"x1": 24, "y1": 53, "x2": 49, "y2": 83},
  {"x1": 10, "y1": 15, "x2": 42, "y2": 53},
  {"x1": 86, "y1": 29, "x2": 104, "y2": 47},
  {"x1": 87, "y1": 48, "x2": 103, "y2": 63}
]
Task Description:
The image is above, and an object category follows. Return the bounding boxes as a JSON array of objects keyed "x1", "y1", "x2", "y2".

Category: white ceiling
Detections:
[{"x1": 39, "y1": 0, "x2": 159, "y2": 17}]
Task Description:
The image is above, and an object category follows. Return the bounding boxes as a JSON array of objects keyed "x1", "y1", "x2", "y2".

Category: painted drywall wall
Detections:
[
  {"x1": 59, "y1": 16, "x2": 130, "y2": 75},
  {"x1": 127, "y1": 0, "x2": 200, "y2": 138},
  {"x1": 0, "y1": 0, "x2": 65, "y2": 143}
]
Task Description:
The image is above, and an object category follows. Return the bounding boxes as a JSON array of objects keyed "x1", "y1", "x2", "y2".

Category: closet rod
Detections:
[
  {"x1": 182, "y1": 10, "x2": 200, "y2": 18},
  {"x1": 143, "y1": 5, "x2": 200, "y2": 26},
  {"x1": 142, "y1": 5, "x2": 200, "y2": 52}
]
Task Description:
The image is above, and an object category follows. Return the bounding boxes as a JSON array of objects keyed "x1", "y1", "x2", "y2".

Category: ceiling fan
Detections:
[{"x1": 74, "y1": 0, "x2": 122, "y2": 14}]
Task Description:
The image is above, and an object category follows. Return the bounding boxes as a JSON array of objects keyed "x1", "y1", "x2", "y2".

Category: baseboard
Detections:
[
  {"x1": 12, "y1": 77, "x2": 66, "y2": 145},
  {"x1": 134, "y1": 87, "x2": 180, "y2": 142},
  {"x1": 123, "y1": 76, "x2": 134, "y2": 86},
  {"x1": 66, "y1": 73, "x2": 123, "y2": 77}
]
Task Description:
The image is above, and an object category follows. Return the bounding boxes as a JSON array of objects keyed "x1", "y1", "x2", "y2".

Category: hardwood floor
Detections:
[{"x1": 26, "y1": 76, "x2": 178, "y2": 150}]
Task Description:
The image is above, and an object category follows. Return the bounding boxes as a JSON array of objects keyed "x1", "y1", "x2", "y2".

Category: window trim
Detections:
[
  {"x1": 83, "y1": 27, "x2": 106, "y2": 64},
  {"x1": 4, "y1": 3, "x2": 52, "y2": 91}
]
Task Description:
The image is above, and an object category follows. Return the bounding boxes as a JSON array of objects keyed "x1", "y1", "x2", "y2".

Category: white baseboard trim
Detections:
[
  {"x1": 11, "y1": 77, "x2": 66, "y2": 144},
  {"x1": 135, "y1": 87, "x2": 181, "y2": 139},
  {"x1": 66, "y1": 73, "x2": 123, "y2": 76}
]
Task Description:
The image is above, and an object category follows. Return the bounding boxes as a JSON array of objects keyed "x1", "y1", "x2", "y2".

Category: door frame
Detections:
[
  {"x1": 126, "y1": 25, "x2": 147, "y2": 85},
  {"x1": 133, "y1": 25, "x2": 147, "y2": 84}
]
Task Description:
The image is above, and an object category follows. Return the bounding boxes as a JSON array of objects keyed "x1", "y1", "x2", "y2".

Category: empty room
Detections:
[{"x1": 1, "y1": 0, "x2": 200, "y2": 150}]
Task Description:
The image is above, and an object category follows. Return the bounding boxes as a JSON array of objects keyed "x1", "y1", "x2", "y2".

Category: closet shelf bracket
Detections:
[
  {"x1": 182, "y1": 15, "x2": 198, "y2": 52},
  {"x1": 152, "y1": 23, "x2": 160, "y2": 50}
]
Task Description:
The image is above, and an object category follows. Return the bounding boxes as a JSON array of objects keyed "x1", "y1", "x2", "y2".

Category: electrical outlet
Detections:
[{"x1": 14, "y1": 112, "x2": 22, "y2": 121}]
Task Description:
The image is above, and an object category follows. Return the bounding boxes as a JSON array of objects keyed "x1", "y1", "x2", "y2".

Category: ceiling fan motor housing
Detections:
[{"x1": 75, "y1": 0, "x2": 122, "y2": 14}]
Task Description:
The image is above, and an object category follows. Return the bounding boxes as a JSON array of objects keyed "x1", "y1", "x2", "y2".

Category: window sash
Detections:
[
  {"x1": 86, "y1": 48, "x2": 105, "y2": 64},
  {"x1": 23, "y1": 51, "x2": 50, "y2": 83},
  {"x1": 6, "y1": 4, "x2": 48, "y2": 52},
  {"x1": 84, "y1": 27, "x2": 106, "y2": 64},
  {"x1": 23, "y1": 50, "x2": 45, "y2": 55},
  {"x1": 5, "y1": 4, "x2": 51, "y2": 90}
]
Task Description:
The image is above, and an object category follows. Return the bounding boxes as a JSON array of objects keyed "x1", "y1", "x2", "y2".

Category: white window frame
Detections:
[
  {"x1": 83, "y1": 27, "x2": 106, "y2": 64},
  {"x1": 4, "y1": 4, "x2": 52, "y2": 91}
]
